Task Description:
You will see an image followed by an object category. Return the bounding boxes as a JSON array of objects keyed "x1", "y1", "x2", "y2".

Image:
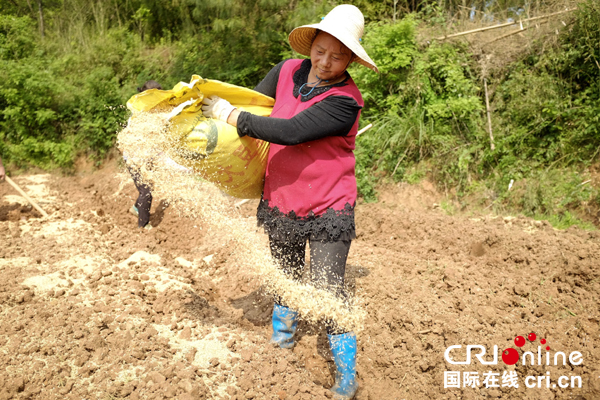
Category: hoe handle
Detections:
[{"x1": 5, "y1": 176, "x2": 49, "y2": 218}]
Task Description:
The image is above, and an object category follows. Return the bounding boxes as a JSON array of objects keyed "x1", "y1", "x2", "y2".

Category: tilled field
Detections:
[{"x1": 1, "y1": 164, "x2": 600, "y2": 400}]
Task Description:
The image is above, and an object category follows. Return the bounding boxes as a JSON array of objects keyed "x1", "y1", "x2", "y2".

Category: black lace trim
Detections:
[
  {"x1": 292, "y1": 59, "x2": 349, "y2": 102},
  {"x1": 257, "y1": 198, "x2": 356, "y2": 242}
]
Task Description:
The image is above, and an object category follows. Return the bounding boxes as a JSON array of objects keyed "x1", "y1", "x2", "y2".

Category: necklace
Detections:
[{"x1": 298, "y1": 75, "x2": 330, "y2": 97}]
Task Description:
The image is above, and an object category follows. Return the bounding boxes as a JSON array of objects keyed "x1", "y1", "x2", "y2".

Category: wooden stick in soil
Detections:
[
  {"x1": 484, "y1": 78, "x2": 495, "y2": 151},
  {"x1": 5, "y1": 176, "x2": 49, "y2": 218}
]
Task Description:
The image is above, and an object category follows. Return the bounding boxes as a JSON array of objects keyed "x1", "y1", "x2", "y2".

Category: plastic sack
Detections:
[{"x1": 126, "y1": 75, "x2": 274, "y2": 199}]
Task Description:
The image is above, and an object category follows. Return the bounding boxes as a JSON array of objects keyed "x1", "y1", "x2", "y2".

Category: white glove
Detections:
[{"x1": 201, "y1": 95, "x2": 236, "y2": 122}]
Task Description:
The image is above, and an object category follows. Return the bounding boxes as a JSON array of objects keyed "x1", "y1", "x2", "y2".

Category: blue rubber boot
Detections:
[
  {"x1": 328, "y1": 332, "x2": 358, "y2": 400},
  {"x1": 129, "y1": 205, "x2": 139, "y2": 217},
  {"x1": 270, "y1": 304, "x2": 298, "y2": 349}
]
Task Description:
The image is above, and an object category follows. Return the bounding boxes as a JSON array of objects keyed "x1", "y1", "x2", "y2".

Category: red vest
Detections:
[{"x1": 263, "y1": 59, "x2": 364, "y2": 217}]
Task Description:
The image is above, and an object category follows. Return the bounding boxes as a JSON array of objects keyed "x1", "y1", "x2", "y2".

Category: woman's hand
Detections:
[{"x1": 201, "y1": 95, "x2": 236, "y2": 123}]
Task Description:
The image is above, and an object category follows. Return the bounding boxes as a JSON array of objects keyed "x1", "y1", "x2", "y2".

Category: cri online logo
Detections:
[{"x1": 445, "y1": 332, "x2": 583, "y2": 366}]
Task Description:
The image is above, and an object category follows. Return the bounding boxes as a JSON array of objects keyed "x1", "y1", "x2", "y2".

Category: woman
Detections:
[{"x1": 202, "y1": 5, "x2": 377, "y2": 399}]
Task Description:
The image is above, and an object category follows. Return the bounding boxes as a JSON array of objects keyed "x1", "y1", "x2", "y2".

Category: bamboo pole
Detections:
[
  {"x1": 484, "y1": 19, "x2": 550, "y2": 45},
  {"x1": 357, "y1": 123, "x2": 373, "y2": 137},
  {"x1": 435, "y1": 8, "x2": 576, "y2": 41},
  {"x1": 484, "y1": 78, "x2": 495, "y2": 151},
  {"x1": 5, "y1": 176, "x2": 49, "y2": 218}
]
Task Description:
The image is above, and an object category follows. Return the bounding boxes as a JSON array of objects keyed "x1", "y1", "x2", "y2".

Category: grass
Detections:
[
  {"x1": 440, "y1": 200, "x2": 457, "y2": 216},
  {"x1": 402, "y1": 168, "x2": 599, "y2": 231},
  {"x1": 532, "y1": 212, "x2": 597, "y2": 231}
]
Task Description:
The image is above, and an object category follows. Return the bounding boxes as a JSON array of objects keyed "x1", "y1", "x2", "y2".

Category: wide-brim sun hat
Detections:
[{"x1": 288, "y1": 4, "x2": 379, "y2": 73}]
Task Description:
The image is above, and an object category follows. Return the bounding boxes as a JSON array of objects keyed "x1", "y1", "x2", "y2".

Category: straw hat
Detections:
[{"x1": 288, "y1": 4, "x2": 378, "y2": 73}]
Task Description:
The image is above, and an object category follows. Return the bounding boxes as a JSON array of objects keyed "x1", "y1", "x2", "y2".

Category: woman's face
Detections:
[{"x1": 310, "y1": 32, "x2": 353, "y2": 82}]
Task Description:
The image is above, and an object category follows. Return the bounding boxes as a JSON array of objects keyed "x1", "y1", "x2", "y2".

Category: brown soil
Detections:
[{"x1": 1, "y1": 163, "x2": 599, "y2": 400}]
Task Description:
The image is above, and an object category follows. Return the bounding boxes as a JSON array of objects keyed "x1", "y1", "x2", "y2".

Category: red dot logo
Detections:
[
  {"x1": 528, "y1": 332, "x2": 537, "y2": 342},
  {"x1": 540, "y1": 338, "x2": 546, "y2": 344},
  {"x1": 502, "y1": 348, "x2": 519, "y2": 365},
  {"x1": 546, "y1": 346, "x2": 550, "y2": 351},
  {"x1": 514, "y1": 336, "x2": 526, "y2": 347}
]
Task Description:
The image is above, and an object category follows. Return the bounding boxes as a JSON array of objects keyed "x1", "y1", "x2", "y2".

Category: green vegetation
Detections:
[
  {"x1": 352, "y1": 0, "x2": 599, "y2": 228},
  {"x1": 0, "y1": 0, "x2": 332, "y2": 168},
  {"x1": 0, "y1": 0, "x2": 598, "y2": 228}
]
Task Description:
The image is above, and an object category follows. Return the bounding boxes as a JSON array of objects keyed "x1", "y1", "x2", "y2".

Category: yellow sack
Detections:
[{"x1": 126, "y1": 75, "x2": 274, "y2": 199}]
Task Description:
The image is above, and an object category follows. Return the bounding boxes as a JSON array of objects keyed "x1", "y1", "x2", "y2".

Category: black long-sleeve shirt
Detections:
[{"x1": 236, "y1": 59, "x2": 362, "y2": 145}]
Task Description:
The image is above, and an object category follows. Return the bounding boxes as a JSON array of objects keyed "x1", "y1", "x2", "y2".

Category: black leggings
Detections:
[
  {"x1": 269, "y1": 236, "x2": 351, "y2": 333},
  {"x1": 127, "y1": 166, "x2": 153, "y2": 228}
]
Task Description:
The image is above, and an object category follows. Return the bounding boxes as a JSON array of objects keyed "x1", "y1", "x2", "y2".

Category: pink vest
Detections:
[{"x1": 263, "y1": 59, "x2": 364, "y2": 217}]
